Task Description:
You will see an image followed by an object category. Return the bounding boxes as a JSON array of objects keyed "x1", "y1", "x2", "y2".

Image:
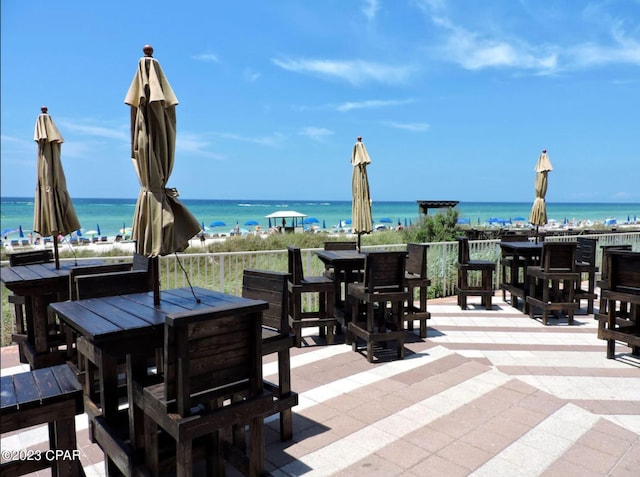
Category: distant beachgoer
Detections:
[
  {"x1": 28, "y1": 233, "x2": 33, "y2": 244},
  {"x1": 397, "y1": 222, "x2": 403, "y2": 230},
  {"x1": 199, "y1": 233, "x2": 206, "y2": 245}
]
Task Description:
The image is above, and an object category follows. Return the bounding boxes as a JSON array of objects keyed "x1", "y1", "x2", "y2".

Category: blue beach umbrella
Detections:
[
  {"x1": 379, "y1": 217, "x2": 393, "y2": 224},
  {"x1": 322, "y1": 219, "x2": 326, "y2": 229},
  {"x1": 303, "y1": 217, "x2": 319, "y2": 225},
  {"x1": 457, "y1": 218, "x2": 471, "y2": 225},
  {"x1": 404, "y1": 218, "x2": 408, "y2": 227},
  {"x1": 210, "y1": 220, "x2": 226, "y2": 227},
  {"x1": 244, "y1": 220, "x2": 260, "y2": 226},
  {"x1": 97, "y1": 224, "x2": 101, "y2": 236},
  {"x1": 513, "y1": 216, "x2": 526, "y2": 222},
  {"x1": 2, "y1": 228, "x2": 17, "y2": 237},
  {"x1": 19, "y1": 225, "x2": 24, "y2": 238}
]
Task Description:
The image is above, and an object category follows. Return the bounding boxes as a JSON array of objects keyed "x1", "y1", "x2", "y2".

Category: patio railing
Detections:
[{"x1": 5, "y1": 232, "x2": 639, "y2": 302}]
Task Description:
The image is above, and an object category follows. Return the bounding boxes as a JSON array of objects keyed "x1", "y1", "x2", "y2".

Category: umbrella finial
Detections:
[
  {"x1": 41, "y1": 106, "x2": 48, "y2": 114},
  {"x1": 357, "y1": 136, "x2": 362, "y2": 142},
  {"x1": 542, "y1": 149, "x2": 547, "y2": 154},
  {"x1": 143, "y1": 45, "x2": 154, "y2": 57}
]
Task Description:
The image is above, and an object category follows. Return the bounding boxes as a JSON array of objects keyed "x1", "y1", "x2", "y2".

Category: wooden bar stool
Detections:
[
  {"x1": 242, "y1": 269, "x2": 298, "y2": 441},
  {"x1": 287, "y1": 246, "x2": 337, "y2": 347},
  {"x1": 455, "y1": 237, "x2": 496, "y2": 310},
  {"x1": 526, "y1": 242, "x2": 580, "y2": 325},
  {"x1": 574, "y1": 237, "x2": 599, "y2": 314},
  {"x1": 404, "y1": 243, "x2": 430, "y2": 338},
  {"x1": 347, "y1": 251, "x2": 410, "y2": 362},
  {"x1": 1, "y1": 364, "x2": 84, "y2": 477}
]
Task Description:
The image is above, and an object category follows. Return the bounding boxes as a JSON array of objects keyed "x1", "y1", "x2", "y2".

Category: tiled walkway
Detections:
[{"x1": 2, "y1": 295, "x2": 639, "y2": 476}]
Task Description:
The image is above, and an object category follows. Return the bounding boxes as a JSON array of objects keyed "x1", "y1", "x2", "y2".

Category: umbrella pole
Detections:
[
  {"x1": 535, "y1": 226, "x2": 539, "y2": 244},
  {"x1": 357, "y1": 233, "x2": 361, "y2": 252},
  {"x1": 151, "y1": 256, "x2": 160, "y2": 305},
  {"x1": 53, "y1": 236, "x2": 60, "y2": 269}
]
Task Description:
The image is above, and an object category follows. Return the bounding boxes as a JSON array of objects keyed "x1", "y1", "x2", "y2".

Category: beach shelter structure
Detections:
[
  {"x1": 351, "y1": 136, "x2": 373, "y2": 251},
  {"x1": 528, "y1": 149, "x2": 553, "y2": 243},
  {"x1": 33, "y1": 107, "x2": 81, "y2": 269},
  {"x1": 125, "y1": 45, "x2": 200, "y2": 303},
  {"x1": 265, "y1": 210, "x2": 307, "y2": 231}
]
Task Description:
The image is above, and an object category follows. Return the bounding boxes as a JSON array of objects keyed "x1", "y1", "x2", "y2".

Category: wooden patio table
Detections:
[
  {"x1": 315, "y1": 249, "x2": 365, "y2": 324},
  {"x1": 1, "y1": 260, "x2": 104, "y2": 369},
  {"x1": 48, "y1": 287, "x2": 268, "y2": 476},
  {"x1": 498, "y1": 241, "x2": 543, "y2": 312}
]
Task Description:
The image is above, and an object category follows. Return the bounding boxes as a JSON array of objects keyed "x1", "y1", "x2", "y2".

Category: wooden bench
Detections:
[
  {"x1": 597, "y1": 251, "x2": 640, "y2": 359},
  {"x1": 1, "y1": 364, "x2": 84, "y2": 477},
  {"x1": 242, "y1": 269, "x2": 298, "y2": 441}
]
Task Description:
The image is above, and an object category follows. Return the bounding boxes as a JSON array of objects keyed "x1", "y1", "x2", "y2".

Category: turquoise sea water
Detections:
[{"x1": 2, "y1": 197, "x2": 639, "y2": 240}]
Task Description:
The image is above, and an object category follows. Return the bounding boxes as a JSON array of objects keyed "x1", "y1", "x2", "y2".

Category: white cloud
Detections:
[
  {"x1": 243, "y1": 68, "x2": 262, "y2": 82},
  {"x1": 215, "y1": 131, "x2": 286, "y2": 147},
  {"x1": 272, "y1": 58, "x2": 413, "y2": 85},
  {"x1": 568, "y1": 27, "x2": 640, "y2": 68},
  {"x1": 298, "y1": 127, "x2": 334, "y2": 140},
  {"x1": 432, "y1": 17, "x2": 558, "y2": 73},
  {"x1": 361, "y1": 0, "x2": 380, "y2": 21},
  {"x1": 384, "y1": 122, "x2": 430, "y2": 132},
  {"x1": 57, "y1": 121, "x2": 130, "y2": 142},
  {"x1": 192, "y1": 53, "x2": 219, "y2": 63},
  {"x1": 176, "y1": 133, "x2": 224, "y2": 159},
  {"x1": 420, "y1": 6, "x2": 640, "y2": 74},
  {"x1": 337, "y1": 98, "x2": 414, "y2": 112}
]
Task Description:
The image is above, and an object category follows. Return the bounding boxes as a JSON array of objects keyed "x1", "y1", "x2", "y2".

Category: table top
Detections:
[
  {"x1": 1, "y1": 260, "x2": 105, "y2": 284},
  {"x1": 315, "y1": 249, "x2": 366, "y2": 266},
  {"x1": 49, "y1": 287, "x2": 267, "y2": 344},
  {"x1": 499, "y1": 242, "x2": 544, "y2": 252}
]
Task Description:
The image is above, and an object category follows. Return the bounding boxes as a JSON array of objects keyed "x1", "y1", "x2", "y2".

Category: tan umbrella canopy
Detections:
[
  {"x1": 125, "y1": 45, "x2": 200, "y2": 302},
  {"x1": 528, "y1": 149, "x2": 553, "y2": 242},
  {"x1": 33, "y1": 106, "x2": 81, "y2": 269},
  {"x1": 351, "y1": 136, "x2": 373, "y2": 251}
]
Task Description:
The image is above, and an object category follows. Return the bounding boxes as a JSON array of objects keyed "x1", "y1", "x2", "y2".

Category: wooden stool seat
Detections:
[{"x1": 1, "y1": 364, "x2": 84, "y2": 477}]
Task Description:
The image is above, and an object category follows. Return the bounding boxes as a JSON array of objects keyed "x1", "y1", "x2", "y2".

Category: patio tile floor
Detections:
[{"x1": 2, "y1": 293, "x2": 639, "y2": 476}]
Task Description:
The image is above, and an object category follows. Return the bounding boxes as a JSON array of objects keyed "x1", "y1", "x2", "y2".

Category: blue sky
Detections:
[{"x1": 2, "y1": 0, "x2": 639, "y2": 203}]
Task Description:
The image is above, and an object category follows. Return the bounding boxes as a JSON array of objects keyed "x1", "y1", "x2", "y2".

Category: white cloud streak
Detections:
[
  {"x1": 337, "y1": 99, "x2": 414, "y2": 112},
  {"x1": 298, "y1": 127, "x2": 334, "y2": 140},
  {"x1": 57, "y1": 121, "x2": 129, "y2": 142},
  {"x1": 417, "y1": 2, "x2": 640, "y2": 74},
  {"x1": 361, "y1": 0, "x2": 380, "y2": 21},
  {"x1": 272, "y1": 58, "x2": 414, "y2": 85},
  {"x1": 192, "y1": 53, "x2": 219, "y2": 63},
  {"x1": 384, "y1": 121, "x2": 430, "y2": 132}
]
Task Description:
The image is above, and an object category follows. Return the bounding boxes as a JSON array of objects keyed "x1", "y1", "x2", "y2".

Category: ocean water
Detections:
[{"x1": 1, "y1": 197, "x2": 639, "y2": 240}]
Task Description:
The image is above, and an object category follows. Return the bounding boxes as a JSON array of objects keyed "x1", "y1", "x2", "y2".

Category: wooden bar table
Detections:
[
  {"x1": 315, "y1": 249, "x2": 365, "y2": 325},
  {"x1": 1, "y1": 259, "x2": 104, "y2": 368},
  {"x1": 498, "y1": 241, "x2": 543, "y2": 312},
  {"x1": 49, "y1": 287, "x2": 268, "y2": 476}
]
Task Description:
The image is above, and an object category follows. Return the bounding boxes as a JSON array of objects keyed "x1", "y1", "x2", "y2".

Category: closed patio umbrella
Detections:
[
  {"x1": 351, "y1": 136, "x2": 373, "y2": 251},
  {"x1": 33, "y1": 107, "x2": 81, "y2": 269},
  {"x1": 125, "y1": 45, "x2": 200, "y2": 303},
  {"x1": 528, "y1": 149, "x2": 553, "y2": 243}
]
